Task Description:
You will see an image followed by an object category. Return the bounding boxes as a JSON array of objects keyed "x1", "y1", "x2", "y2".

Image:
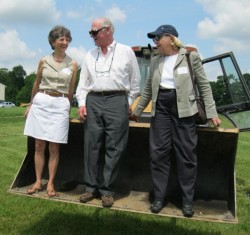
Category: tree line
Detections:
[
  {"x1": 0, "y1": 65, "x2": 250, "y2": 107},
  {"x1": 0, "y1": 65, "x2": 81, "y2": 106}
]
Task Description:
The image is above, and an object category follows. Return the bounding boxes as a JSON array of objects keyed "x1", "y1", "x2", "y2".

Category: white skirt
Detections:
[{"x1": 24, "y1": 92, "x2": 71, "y2": 144}]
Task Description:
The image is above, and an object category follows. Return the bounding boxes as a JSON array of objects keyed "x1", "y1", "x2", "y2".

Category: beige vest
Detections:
[{"x1": 39, "y1": 54, "x2": 74, "y2": 94}]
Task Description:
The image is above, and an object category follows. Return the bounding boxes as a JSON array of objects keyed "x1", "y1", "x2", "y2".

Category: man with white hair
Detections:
[{"x1": 76, "y1": 17, "x2": 141, "y2": 207}]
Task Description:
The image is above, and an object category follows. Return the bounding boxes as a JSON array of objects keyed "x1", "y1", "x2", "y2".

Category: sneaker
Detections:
[
  {"x1": 101, "y1": 195, "x2": 114, "y2": 207},
  {"x1": 79, "y1": 191, "x2": 95, "y2": 203}
]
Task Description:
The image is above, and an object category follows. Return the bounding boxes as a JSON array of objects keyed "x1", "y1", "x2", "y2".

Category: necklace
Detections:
[{"x1": 53, "y1": 53, "x2": 66, "y2": 63}]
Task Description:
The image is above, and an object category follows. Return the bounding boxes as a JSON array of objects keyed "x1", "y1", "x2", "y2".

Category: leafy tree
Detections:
[
  {"x1": 0, "y1": 68, "x2": 8, "y2": 85},
  {"x1": 1, "y1": 64, "x2": 250, "y2": 109},
  {"x1": 5, "y1": 65, "x2": 26, "y2": 104},
  {"x1": 16, "y1": 73, "x2": 36, "y2": 105},
  {"x1": 210, "y1": 75, "x2": 232, "y2": 106},
  {"x1": 243, "y1": 73, "x2": 250, "y2": 90},
  {"x1": 11, "y1": 66, "x2": 26, "y2": 90}
]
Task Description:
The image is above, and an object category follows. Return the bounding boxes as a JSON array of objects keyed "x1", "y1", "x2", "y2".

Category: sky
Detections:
[{"x1": 0, "y1": 0, "x2": 250, "y2": 76}]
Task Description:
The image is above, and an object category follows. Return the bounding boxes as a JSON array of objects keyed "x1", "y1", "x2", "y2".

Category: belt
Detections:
[
  {"x1": 159, "y1": 87, "x2": 176, "y2": 92},
  {"x1": 89, "y1": 90, "x2": 126, "y2": 96},
  {"x1": 39, "y1": 89, "x2": 68, "y2": 98}
]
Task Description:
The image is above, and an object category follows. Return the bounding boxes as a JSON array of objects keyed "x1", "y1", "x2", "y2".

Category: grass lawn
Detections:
[{"x1": 0, "y1": 107, "x2": 250, "y2": 235}]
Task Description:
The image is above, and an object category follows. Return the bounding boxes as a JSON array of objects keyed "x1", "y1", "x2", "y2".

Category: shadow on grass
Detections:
[{"x1": 19, "y1": 208, "x2": 221, "y2": 235}]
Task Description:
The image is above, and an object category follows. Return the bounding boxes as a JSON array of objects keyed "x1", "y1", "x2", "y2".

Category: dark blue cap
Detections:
[{"x1": 147, "y1": 25, "x2": 179, "y2": 38}]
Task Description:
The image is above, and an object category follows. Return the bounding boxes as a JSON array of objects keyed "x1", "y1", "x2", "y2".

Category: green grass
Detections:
[{"x1": 0, "y1": 107, "x2": 250, "y2": 235}]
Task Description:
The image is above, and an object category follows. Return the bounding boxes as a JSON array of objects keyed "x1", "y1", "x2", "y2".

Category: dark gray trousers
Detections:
[
  {"x1": 149, "y1": 89, "x2": 197, "y2": 204},
  {"x1": 84, "y1": 93, "x2": 129, "y2": 196}
]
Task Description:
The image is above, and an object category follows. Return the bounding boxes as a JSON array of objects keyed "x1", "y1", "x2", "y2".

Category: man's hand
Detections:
[{"x1": 78, "y1": 106, "x2": 87, "y2": 121}]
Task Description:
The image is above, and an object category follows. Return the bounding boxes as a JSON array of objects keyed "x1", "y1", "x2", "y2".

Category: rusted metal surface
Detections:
[{"x1": 9, "y1": 119, "x2": 239, "y2": 223}]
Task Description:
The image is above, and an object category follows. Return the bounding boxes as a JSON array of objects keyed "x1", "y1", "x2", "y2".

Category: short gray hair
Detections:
[
  {"x1": 101, "y1": 17, "x2": 115, "y2": 33},
  {"x1": 48, "y1": 25, "x2": 72, "y2": 50}
]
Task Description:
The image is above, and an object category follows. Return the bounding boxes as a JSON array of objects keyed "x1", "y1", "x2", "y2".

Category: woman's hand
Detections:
[
  {"x1": 24, "y1": 104, "x2": 32, "y2": 118},
  {"x1": 129, "y1": 113, "x2": 139, "y2": 122},
  {"x1": 209, "y1": 117, "x2": 222, "y2": 127}
]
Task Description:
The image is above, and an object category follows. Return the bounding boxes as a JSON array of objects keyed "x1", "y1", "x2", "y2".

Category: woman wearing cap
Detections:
[
  {"x1": 131, "y1": 24, "x2": 221, "y2": 217},
  {"x1": 24, "y1": 25, "x2": 78, "y2": 197}
]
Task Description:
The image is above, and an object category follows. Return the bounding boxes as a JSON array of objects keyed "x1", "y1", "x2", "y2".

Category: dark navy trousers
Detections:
[{"x1": 149, "y1": 89, "x2": 197, "y2": 204}]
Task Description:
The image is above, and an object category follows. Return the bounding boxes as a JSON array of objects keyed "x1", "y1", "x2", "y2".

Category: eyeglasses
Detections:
[
  {"x1": 153, "y1": 34, "x2": 171, "y2": 42},
  {"x1": 95, "y1": 43, "x2": 117, "y2": 77},
  {"x1": 89, "y1": 27, "x2": 107, "y2": 37}
]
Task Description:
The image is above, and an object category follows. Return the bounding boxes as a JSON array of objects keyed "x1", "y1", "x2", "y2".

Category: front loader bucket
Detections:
[{"x1": 9, "y1": 119, "x2": 238, "y2": 223}]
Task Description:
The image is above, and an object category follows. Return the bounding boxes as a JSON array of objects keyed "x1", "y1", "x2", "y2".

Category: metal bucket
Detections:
[{"x1": 9, "y1": 119, "x2": 238, "y2": 223}]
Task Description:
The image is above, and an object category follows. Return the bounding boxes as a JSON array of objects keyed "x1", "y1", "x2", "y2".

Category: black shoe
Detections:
[
  {"x1": 150, "y1": 200, "x2": 164, "y2": 213},
  {"x1": 182, "y1": 204, "x2": 194, "y2": 217}
]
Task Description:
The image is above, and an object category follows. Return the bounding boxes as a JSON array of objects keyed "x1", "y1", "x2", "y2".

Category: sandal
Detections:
[
  {"x1": 27, "y1": 185, "x2": 43, "y2": 195},
  {"x1": 47, "y1": 189, "x2": 58, "y2": 198}
]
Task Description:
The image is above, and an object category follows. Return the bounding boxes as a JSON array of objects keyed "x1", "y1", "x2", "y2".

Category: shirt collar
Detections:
[
  {"x1": 109, "y1": 40, "x2": 117, "y2": 49},
  {"x1": 97, "y1": 40, "x2": 117, "y2": 53}
]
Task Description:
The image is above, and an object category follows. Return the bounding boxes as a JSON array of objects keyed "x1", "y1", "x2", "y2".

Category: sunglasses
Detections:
[
  {"x1": 153, "y1": 34, "x2": 171, "y2": 42},
  {"x1": 89, "y1": 27, "x2": 107, "y2": 37}
]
